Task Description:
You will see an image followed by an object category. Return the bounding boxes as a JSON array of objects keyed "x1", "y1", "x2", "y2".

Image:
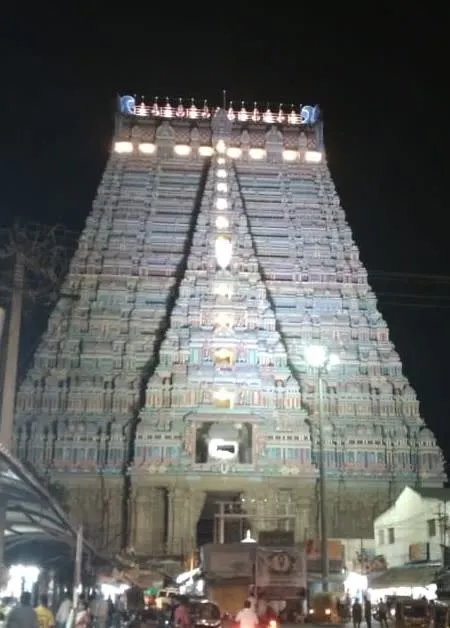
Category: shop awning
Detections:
[
  {"x1": 0, "y1": 442, "x2": 96, "y2": 563},
  {"x1": 370, "y1": 565, "x2": 440, "y2": 589}
]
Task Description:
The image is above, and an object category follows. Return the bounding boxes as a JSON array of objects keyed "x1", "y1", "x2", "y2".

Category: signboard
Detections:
[
  {"x1": 256, "y1": 547, "x2": 306, "y2": 589},
  {"x1": 306, "y1": 539, "x2": 345, "y2": 573},
  {"x1": 258, "y1": 531, "x2": 294, "y2": 547},
  {"x1": 202, "y1": 543, "x2": 255, "y2": 579}
]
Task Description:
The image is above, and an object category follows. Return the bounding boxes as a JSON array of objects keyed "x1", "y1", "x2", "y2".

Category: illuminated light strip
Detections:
[
  {"x1": 227, "y1": 147, "x2": 242, "y2": 159},
  {"x1": 282, "y1": 149, "x2": 298, "y2": 162},
  {"x1": 138, "y1": 143, "x2": 156, "y2": 154},
  {"x1": 114, "y1": 141, "x2": 133, "y2": 154},
  {"x1": 120, "y1": 99, "x2": 320, "y2": 126},
  {"x1": 199, "y1": 146, "x2": 214, "y2": 157},
  {"x1": 174, "y1": 144, "x2": 191, "y2": 156},
  {"x1": 248, "y1": 148, "x2": 266, "y2": 160},
  {"x1": 305, "y1": 150, "x2": 322, "y2": 163}
]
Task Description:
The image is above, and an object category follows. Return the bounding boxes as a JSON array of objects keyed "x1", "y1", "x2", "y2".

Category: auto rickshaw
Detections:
[
  {"x1": 394, "y1": 598, "x2": 431, "y2": 628},
  {"x1": 307, "y1": 593, "x2": 339, "y2": 623}
]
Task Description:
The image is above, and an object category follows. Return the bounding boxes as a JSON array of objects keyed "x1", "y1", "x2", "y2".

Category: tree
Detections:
[{"x1": 0, "y1": 221, "x2": 77, "y2": 447}]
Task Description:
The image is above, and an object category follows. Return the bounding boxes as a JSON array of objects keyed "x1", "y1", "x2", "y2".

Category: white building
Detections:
[
  {"x1": 374, "y1": 487, "x2": 450, "y2": 568},
  {"x1": 370, "y1": 487, "x2": 450, "y2": 600}
]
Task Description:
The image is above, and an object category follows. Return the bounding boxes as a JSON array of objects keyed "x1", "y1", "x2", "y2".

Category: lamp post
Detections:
[{"x1": 304, "y1": 345, "x2": 340, "y2": 593}]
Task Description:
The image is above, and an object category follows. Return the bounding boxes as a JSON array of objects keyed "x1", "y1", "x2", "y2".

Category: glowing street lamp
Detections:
[{"x1": 305, "y1": 345, "x2": 340, "y2": 592}]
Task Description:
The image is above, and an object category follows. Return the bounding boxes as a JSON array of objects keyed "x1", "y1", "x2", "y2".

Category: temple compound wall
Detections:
[{"x1": 12, "y1": 98, "x2": 445, "y2": 556}]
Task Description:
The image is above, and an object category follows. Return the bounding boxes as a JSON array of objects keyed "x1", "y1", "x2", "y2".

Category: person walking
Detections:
[
  {"x1": 378, "y1": 600, "x2": 388, "y2": 628},
  {"x1": 236, "y1": 601, "x2": 258, "y2": 628},
  {"x1": 55, "y1": 595, "x2": 71, "y2": 628},
  {"x1": 35, "y1": 595, "x2": 55, "y2": 628},
  {"x1": 352, "y1": 599, "x2": 363, "y2": 628},
  {"x1": 6, "y1": 592, "x2": 38, "y2": 628},
  {"x1": 364, "y1": 597, "x2": 372, "y2": 628}
]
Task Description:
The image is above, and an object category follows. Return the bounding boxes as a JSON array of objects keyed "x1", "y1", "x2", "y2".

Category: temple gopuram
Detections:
[{"x1": 13, "y1": 96, "x2": 445, "y2": 557}]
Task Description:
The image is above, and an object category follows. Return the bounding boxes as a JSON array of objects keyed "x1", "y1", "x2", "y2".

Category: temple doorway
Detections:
[{"x1": 196, "y1": 492, "x2": 252, "y2": 546}]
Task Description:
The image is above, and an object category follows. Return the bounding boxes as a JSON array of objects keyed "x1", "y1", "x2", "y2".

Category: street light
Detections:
[{"x1": 304, "y1": 345, "x2": 340, "y2": 593}]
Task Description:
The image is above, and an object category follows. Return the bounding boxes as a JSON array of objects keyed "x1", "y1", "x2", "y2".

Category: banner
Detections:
[
  {"x1": 202, "y1": 543, "x2": 255, "y2": 579},
  {"x1": 256, "y1": 547, "x2": 306, "y2": 589}
]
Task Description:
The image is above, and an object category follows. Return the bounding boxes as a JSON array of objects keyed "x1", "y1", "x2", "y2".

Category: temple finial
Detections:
[{"x1": 222, "y1": 89, "x2": 227, "y2": 109}]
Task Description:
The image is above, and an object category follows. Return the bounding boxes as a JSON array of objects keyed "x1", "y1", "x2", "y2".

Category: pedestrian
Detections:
[
  {"x1": 236, "y1": 600, "x2": 259, "y2": 628},
  {"x1": 35, "y1": 594, "x2": 55, "y2": 628},
  {"x1": 6, "y1": 592, "x2": 38, "y2": 628},
  {"x1": 352, "y1": 599, "x2": 363, "y2": 628},
  {"x1": 55, "y1": 595, "x2": 71, "y2": 628},
  {"x1": 378, "y1": 600, "x2": 388, "y2": 628},
  {"x1": 364, "y1": 597, "x2": 372, "y2": 628}
]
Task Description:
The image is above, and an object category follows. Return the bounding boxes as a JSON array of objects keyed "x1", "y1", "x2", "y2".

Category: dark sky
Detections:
[{"x1": 1, "y1": 10, "x2": 449, "y2": 459}]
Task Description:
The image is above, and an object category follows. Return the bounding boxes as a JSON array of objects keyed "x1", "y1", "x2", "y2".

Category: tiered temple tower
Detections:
[{"x1": 13, "y1": 97, "x2": 444, "y2": 557}]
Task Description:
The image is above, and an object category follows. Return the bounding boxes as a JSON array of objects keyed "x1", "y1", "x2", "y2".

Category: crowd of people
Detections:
[
  {"x1": 5, "y1": 592, "x2": 55, "y2": 628},
  {"x1": 4, "y1": 591, "x2": 119, "y2": 628},
  {"x1": 349, "y1": 597, "x2": 389, "y2": 628}
]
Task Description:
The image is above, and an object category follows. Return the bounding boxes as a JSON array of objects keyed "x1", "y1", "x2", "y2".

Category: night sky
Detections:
[{"x1": 1, "y1": 11, "x2": 449, "y2": 462}]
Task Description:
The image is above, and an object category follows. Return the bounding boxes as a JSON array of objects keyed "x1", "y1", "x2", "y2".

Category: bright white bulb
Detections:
[
  {"x1": 305, "y1": 150, "x2": 322, "y2": 163},
  {"x1": 216, "y1": 169, "x2": 227, "y2": 179},
  {"x1": 199, "y1": 146, "x2": 214, "y2": 157},
  {"x1": 248, "y1": 148, "x2": 266, "y2": 160},
  {"x1": 216, "y1": 140, "x2": 226, "y2": 154},
  {"x1": 213, "y1": 389, "x2": 233, "y2": 402},
  {"x1": 217, "y1": 182, "x2": 228, "y2": 193},
  {"x1": 304, "y1": 346, "x2": 340, "y2": 368},
  {"x1": 227, "y1": 147, "x2": 242, "y2": 159},
  {"x1": 138, "y1": 142, "x2": 156, "y2": 154},
  {"x1": 215, "y1": 237, "x2": 232, "y2": 269},
  {"x1": 217, "y1": 157, "x2": 226, "y2": 165},
  {"x1": 282, "y1": 149, "x2": 298, "y2": 162},
  {"x1": 114, "y1": 141, "x2": 133, "y2": 154},
  {"x1": 208, "y1": 438, "x2": 238, "y2": 461},
  {"x1": 329, "y1": 354, "x2": 340, "y2": 366},
  {"x1": 215, "y1": 216, "x2": 229, "y2": 230},
  {"x1": 304, "y1": 345, "x2": 327, "y2": 368},
  {"x1": 241, "y1": 530, "x2": 257, "y2": 543},
  {"x1": 215, "y1": 312, "x2": 232, "y2": 327},
  {"x1": 174, "y1": 144, "x2": 191, "y2": 156},
  {"x1": 215, "y1": 198, "x2": 228, "y2": 211}
]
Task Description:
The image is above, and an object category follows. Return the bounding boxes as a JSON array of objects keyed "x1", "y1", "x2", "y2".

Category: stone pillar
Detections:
[
  {"x1": 293, "y1": 495, "x2": 310, "y2": 542},
  {"x1": 167, "y1": 488, "x2": 186, "y2": 556},
  {"x1": 37, "y1": 569, "x2": 49, "y2": 596},
  {"x1": 166, "y1": 487, "x2": 205, "y2": 557},
  {"x1": 132, "y1": 487, "x2": 165, "y2": 555},
  {"x1": 186, "y1": 489, "x2": 206, "y2": 556}
]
